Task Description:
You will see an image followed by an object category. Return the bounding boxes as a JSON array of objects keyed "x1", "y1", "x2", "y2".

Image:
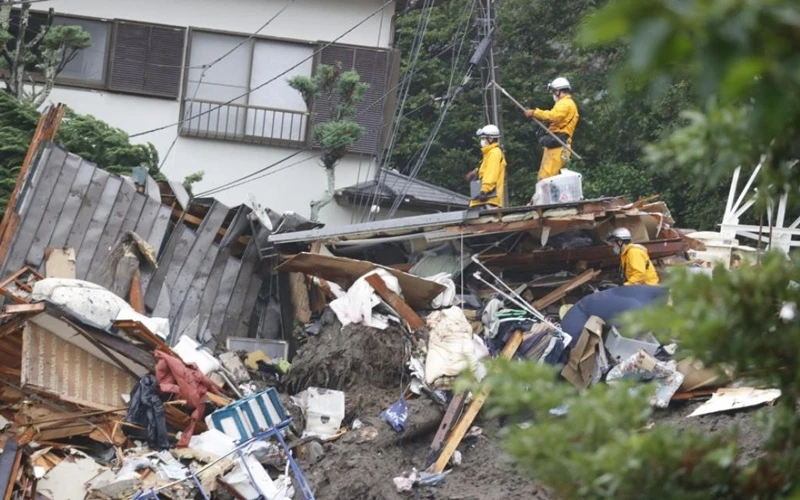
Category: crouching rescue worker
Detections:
[
  {"x1": 607, "y1": 227, "x2": 660, "y2": 286},
  {"x1": 466, "y1": 124, "x2": 507, "y2": 208},
  {"x1": 523, "y1": 77, "x2": 579, "y2": 181}
]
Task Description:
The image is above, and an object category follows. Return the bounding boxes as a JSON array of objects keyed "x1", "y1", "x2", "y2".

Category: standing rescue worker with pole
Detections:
[
  {"x1": 607, "y1": 227, "x2": 660, "y2": 286},
  {"x1": 523, "y1": 77, "x2": 579, "y2": 181},
  {"x1": 466, "y1": 124, "x2": 506, "y2": 208}
]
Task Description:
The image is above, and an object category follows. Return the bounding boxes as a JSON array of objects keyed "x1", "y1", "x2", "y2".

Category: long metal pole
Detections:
[{"x1": 492, "y1": 81, "x2": 583, "y2": 160}]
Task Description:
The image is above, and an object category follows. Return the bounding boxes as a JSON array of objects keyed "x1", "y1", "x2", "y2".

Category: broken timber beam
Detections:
[
  {"x1": 129, "y1": 269, "x2": 144, "y2": 313},
  {"x1": 365, "y1": 274, "x2": 425, "y2": 330},
  {"x1": 430, "y1": 330, "x2": 524, "y2": 473},
  {"x1": 426, "y1": 392, "x2": 467, "y2": 468},
  {"x1": 531, "y1": 268, "x2": 600, "y2": 310},
  {"x1": 3, "y1": 303, "x2": 45, "y2": 314}
]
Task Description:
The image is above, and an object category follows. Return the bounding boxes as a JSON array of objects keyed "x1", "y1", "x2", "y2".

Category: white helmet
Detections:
[
  {"x1": 547, "y1": 77, "x2": 571, "y2": 92},
  {"x1": 608, "y1": 227, "x2": 632, "y2": 242},
  {"x1": 476, "y1": 124, "x2": 500, "y2": 138}
]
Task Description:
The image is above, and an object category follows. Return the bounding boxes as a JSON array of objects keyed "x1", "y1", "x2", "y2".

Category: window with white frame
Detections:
[{"x1": 181, "y1": 30, "x2": 314, "y2": 145}]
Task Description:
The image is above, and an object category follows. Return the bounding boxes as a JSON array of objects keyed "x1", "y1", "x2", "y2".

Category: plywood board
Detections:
[
  {"x1": 21, "y1": 321, "x2": 138, "y2": 410},
  {"x1": 276, "y1": 253, "x2": 445, "y2": 310},
  {"x1": 44, "y1": 248, "x2": 76, "y2": 279}
]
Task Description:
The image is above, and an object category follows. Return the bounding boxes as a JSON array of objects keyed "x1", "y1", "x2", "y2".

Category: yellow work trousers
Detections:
[{"x1": 537, "y1": 145, "x2": 571, "y2": 181}]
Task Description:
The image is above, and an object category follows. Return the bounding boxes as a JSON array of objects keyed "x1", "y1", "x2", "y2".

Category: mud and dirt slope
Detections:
[{"x1": 285, "y1": 319, "x2": 770, "y2": 499}]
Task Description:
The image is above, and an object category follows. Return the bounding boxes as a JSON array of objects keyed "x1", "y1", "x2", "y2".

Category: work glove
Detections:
[
  {"x1": 478, "y1": 192, "x2": 490, "y2": 202},
  {"x1": 524, "y1": 109, "x2": 534, "y2": 118},
  {"x1": 465, "y1": 170, "x2": 477, "y2": 181}
]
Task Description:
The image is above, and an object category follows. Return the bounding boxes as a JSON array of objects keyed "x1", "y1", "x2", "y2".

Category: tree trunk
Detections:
[{"x1": 309, "y1": 165, "x2": 336, "y2": 222}]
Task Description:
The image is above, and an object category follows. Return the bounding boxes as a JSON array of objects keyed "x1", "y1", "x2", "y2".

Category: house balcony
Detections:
[{"x1": 179, "y1": 99, "x2": 310, "y2": 148}]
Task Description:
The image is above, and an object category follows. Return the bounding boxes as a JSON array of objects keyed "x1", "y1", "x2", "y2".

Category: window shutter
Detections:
[
  {"x1": 110, "y1": 22, "x2": 185, "y2": 98},
  {"x1": 350, "y1": 47, "x2": 390, "y2": 155},
  {"x1": 144, "y1": 26, "x2": 185, "y2": 98},
  {"x1": 312, "y1": 44, "x2": 392, "y2": 155}
]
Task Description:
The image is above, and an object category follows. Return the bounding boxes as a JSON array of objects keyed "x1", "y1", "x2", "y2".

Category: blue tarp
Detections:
[{"x1": 561, "y1": 285, "x2": 668, "y2": 348}]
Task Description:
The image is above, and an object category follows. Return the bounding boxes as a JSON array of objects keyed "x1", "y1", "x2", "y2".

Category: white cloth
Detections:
[
  {"x1": 425, "y1": 307, "x2": 479, "y2": 384},
  {"x1": 329, "y1": 269, "x2": 400, "y2": 330}
]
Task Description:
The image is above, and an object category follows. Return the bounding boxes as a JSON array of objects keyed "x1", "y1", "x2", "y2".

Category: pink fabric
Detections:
[{"x1": 154, "y1": 351, "x2": 223, "y2": 447}]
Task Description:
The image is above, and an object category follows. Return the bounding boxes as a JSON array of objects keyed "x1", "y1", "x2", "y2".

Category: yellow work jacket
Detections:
[
  {"x1": 621, "y1": 243, "x2": 659, "y2": 286},
  {"x1": 532, "y1": 95, "x2": 579, "y2": 139},
  {"x1": 470, "y1": 143, "x2": 506, "y2": 208}
]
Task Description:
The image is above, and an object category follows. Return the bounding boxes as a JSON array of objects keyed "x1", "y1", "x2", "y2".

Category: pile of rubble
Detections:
[{"x1": 0, "y1": 107, "x2": 780, "y2": 500}]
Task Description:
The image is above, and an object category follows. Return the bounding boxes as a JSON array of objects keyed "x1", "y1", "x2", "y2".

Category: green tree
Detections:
[
  {"x1": 0, "y1": 1, "x2": 91, "y2": 106},
  {"x1": 390, "y1": 0, "x2": 735, "y2": 229},
  {"x1": 0, "y1": 92, "x2": 161, "y2": 217},
  {"x1": 483, "y1": 0, "x2": 800, "y2": 497},
  {"x1": 289, "y1": 64, "x2": 368, "y2": 222}
]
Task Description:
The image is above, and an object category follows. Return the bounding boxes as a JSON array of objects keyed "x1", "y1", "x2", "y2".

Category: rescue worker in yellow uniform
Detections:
[
  {"x1": 466, "y1": 124, "x2": 507, "y2": 208},
  {"x1": 523, "y1": 77, "x2": 579, "y2": 180},
  {"x1": 607, "y1": 227, "x2": 660, "y2": 286}
]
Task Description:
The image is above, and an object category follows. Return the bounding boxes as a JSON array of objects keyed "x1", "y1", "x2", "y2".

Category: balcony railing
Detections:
[{"x1": 180, "y1": 99, "x2": 310, "y2": 147}]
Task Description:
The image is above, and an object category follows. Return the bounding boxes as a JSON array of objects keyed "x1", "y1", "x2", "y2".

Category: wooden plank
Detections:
[
  {"x1": 221, "y1": 241, "x2": 258, "y2": 336},
  {"x1": 207, "y1": 254, "x2": 242, "y2": 337},
  {"x1": 129, "y1": 269, "x2": 144, "y2": 313},
  {"x1": 46, "y1": 161, "x2": 95, "y2": 250},
  {"x1": 531, "y1": 268, "x2": 601, "y2": 310},
  {"x1": 144, "y1": 224, "x2": 189, "y2": 310},
  {"x1": 426, "y1": 392, "x2": 467, "y2": 468},
  {"x1": 4, "y1": 303, "x2": 45, "y2": 314},
  {"x1": 3, "y1": 147, "x2": 67, "y2": 275},
  {"x1": 172, "y1": 244, "x2": 220, "y2": 339},
  {"x1": 75, "y1": 176, "x2": 123, "y2": 279},
  {"x1": 169, "y1": 201, "x2": 229, "y2": 310},
  {"x1": 431, "y1": 330, "x2": 524, "y2": 473},
  {"x1": 64, "y1": 169, "x2": 110, "y2": 271},
  {"x1": 219, "y1": 206, "x2": 251, "y2": 248},
  {"x1": 277, "y1": 253, "x2": 445, "y2": 310},
  {"x1": 88, "y1": 180, "x2": 136, "y2": 274},
  {"x1": 25, "y1": 152, "x2": 80, "y2": 267},
  {"x1": 288, "y1": 272, "x2": 311, "y2": 324},
  {"x1": 365, "y1": 274, "x2": 425, "y2": 330},
  {"x1": 0, "y1": 104, "x2": 66, "y2": 268},
  {"x1": 195, "y1": 247, "x2": 230, "y2": 339}
]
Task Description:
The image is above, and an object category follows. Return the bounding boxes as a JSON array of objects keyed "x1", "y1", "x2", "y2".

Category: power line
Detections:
[
  {"x1": 361, "y1": 0, "x2": 477, "y2": 220},
  {"x1": 352, "y1": 0, "x2": 436, "y2": 219},
  {"x1": 129, "y1": 0, "x2": 395, "y2": 139}
]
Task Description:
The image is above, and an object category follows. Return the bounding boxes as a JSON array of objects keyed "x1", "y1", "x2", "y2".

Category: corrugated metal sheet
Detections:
[{"x1": 0, "y1": 144, "x2": 271, "y2": 347}]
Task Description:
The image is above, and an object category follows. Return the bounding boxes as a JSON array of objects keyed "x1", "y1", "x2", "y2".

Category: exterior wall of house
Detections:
[{"x1": 36, "y1": 0, "x2": 395, "y2": 225}]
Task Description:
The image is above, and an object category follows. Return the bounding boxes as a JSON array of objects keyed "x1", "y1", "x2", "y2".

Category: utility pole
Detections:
[
  {"x1": 483, "y1": 0, "x2": 501, "y2": 133},
  {"x1": 479, "y1": 0, "x2": 506, "y2": 206}
]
